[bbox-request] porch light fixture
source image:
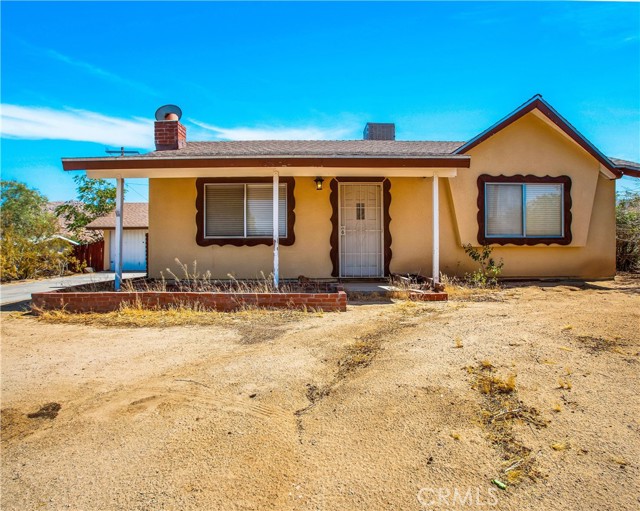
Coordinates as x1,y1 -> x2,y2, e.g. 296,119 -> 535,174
314,177 -> 324,191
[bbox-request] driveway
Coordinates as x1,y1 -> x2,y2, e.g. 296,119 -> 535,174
0,272 -> 146,310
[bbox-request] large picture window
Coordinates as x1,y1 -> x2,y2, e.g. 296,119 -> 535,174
477,175 -> 572,245
196,177 -> 295,247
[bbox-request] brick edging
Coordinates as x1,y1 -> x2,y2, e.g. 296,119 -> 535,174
31,290 -> 348,313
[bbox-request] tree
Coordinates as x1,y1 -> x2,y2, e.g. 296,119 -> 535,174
55,176 -> 117,238
1,180 -> 57,239
1,180 -> 70,281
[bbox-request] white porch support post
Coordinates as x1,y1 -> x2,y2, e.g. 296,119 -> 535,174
432,172 -> 440,284
114,176 -> 124,291
272,170 -> 279,289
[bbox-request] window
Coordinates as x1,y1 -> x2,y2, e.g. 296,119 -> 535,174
477,175 -> 572,245
205,183 -> 286,238
196,177 -> 296,247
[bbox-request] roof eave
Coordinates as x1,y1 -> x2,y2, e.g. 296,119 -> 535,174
453,95 -> 621,177
62,155 -> 471,171
618,167 -> 640,178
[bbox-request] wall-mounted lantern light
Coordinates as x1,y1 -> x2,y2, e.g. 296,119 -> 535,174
314,177 -> 324,191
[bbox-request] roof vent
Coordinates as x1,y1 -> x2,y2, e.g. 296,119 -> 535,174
363,122 -> 395,141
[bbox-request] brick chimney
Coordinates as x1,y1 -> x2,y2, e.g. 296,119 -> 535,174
154,115 -> 186,151
363,122 -> 395,141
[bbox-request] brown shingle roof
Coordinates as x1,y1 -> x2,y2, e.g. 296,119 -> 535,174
143,140 -> 465,158
610,158 -> 640,171
85,202 -> 148,230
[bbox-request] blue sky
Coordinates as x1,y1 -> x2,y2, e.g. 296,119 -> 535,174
1,1 -> 639,201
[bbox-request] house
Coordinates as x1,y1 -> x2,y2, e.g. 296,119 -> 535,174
62,95 -> 639,288
85,203 -> 148,272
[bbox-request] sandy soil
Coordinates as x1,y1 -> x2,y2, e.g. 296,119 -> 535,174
1,277 -> 639,511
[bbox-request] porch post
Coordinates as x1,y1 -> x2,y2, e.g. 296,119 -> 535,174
432,172 -> 440,284
114,176 -> 124,291
273,170 -> 279,288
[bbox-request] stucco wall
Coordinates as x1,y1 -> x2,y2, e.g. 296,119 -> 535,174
446,112 -> 615,278
148,112 -> 616,280
149,177 -> 334,279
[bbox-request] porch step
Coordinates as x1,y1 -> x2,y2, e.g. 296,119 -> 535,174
340,282 -> 448,302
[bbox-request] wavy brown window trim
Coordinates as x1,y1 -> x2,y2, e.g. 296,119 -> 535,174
196,177 -> 296,247
477,174 -> 572,246
329,177 -> 392,278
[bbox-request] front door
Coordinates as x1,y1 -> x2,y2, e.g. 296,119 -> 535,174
339,183 -> 384,278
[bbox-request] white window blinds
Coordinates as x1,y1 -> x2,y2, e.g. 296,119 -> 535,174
525,184 -> 562,236
485,182 -> 564,238
205,184 -> 244,237
205,183 -> 287,238
486,184 -> 523,236
246,184 -> 286,237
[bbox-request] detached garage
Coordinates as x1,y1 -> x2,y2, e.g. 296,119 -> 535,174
86,203 -> 148,272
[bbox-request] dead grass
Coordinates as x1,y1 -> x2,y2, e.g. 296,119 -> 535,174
38,302 -> 315,331
557,378 -> 573,390
440,275 -> 504,302
551,441 -> 570,451
575,335 -> 626,355
611,456 -> 628,467
470,362 -> 547,486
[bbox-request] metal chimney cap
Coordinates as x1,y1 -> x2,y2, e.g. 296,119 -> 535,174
155,104 -> 183,121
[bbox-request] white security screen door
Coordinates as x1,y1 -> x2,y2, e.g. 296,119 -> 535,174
339,183 -> 384,277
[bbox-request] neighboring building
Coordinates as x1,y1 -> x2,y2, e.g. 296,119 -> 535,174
63,95 -> 639,282
85,203 -> 148,271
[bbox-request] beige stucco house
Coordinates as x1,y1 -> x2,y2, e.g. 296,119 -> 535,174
63,95 -> 639,287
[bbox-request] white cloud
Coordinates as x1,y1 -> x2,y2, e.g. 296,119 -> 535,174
33,42 -> 159,97
1,104 -> 360,148
189,119 -> 354,141
0,104 -> 153,148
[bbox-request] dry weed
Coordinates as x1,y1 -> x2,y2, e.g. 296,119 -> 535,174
38,302 -> 313,339
440,275 -> 504,302
472,362 -> 546,486
551,441 -> 570,451
557,378 -> 572,390
611,456 -> 628,467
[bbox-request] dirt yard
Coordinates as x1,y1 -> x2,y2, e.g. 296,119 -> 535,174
1,276 -> 639,511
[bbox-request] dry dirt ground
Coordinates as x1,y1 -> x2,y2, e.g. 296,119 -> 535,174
1,277 -> 639,511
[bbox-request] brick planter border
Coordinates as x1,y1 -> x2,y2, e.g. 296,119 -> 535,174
31,290 -> 348,313
406,290 -> 448,301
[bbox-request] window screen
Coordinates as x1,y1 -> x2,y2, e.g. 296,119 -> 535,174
246,184 -> 286,237
525,184 -> 562,236
485,182 -> 563,238
486,184 -> 523,236
205,183 -> 286,238
205,184 -> 244,237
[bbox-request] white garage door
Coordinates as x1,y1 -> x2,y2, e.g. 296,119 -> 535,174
110,229 -> 147,271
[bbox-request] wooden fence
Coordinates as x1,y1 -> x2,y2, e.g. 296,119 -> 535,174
72,240 -> 104,272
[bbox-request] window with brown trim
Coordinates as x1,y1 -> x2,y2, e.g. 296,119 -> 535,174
477,175 -> 572,246
195,177 -> 296,247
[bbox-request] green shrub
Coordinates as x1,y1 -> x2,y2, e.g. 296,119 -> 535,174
463,243 -> 504,287
616,190 -> 640,272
